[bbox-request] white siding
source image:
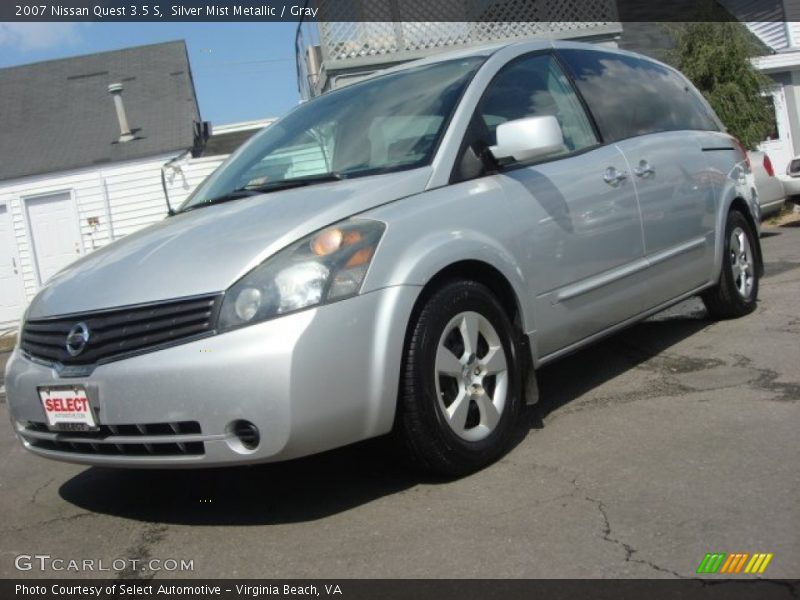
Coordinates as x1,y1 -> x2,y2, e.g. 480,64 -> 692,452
0,153 -> 226,330
784,1 -> 800,47
720,0 -> 790,50
747,22 -> 790,51
787,23 -> 800,49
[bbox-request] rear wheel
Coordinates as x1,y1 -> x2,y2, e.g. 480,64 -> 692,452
702,209 -> 759,319
396,280 -> 522,476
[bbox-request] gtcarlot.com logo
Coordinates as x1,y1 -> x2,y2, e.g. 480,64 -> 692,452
696,552 -> 773,575
14,554 -> 194,573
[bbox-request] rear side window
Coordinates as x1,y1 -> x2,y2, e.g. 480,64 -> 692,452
557,49 -> 719,142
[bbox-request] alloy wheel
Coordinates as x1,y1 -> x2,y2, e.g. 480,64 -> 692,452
434,311 -> 509,442
730,226 -> 754,299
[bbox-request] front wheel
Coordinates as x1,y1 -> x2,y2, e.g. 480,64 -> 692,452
702,209 -> 759,319
395,280 -> 523,476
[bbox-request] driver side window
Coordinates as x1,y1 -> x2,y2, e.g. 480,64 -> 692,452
454,53 -> 598,182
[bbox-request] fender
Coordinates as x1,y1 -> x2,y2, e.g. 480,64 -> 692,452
365,228 -> 534,335
363,226 -> 541,407
711,164 -> 764,285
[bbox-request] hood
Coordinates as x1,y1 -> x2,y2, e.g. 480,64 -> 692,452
28,168 -> 431,318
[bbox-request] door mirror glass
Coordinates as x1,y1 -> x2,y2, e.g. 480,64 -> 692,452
489,116 -> 565,163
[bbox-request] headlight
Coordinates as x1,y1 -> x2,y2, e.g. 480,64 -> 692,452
218,219 -> 385,330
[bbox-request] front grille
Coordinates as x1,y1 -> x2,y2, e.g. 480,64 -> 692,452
20,294 -> 221,366
20,421 -> 205,456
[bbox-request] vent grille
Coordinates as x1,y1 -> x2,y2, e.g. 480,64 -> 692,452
25,421 -> 201,436
20,295 -> 220,366
28,439 -> 205,456
21,421 -> 205,457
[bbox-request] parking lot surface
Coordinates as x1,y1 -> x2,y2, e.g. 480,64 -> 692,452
0,225 -> 797,580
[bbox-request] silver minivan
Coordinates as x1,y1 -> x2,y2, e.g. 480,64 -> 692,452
6,41 -> 762,475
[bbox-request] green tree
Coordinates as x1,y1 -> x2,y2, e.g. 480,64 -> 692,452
671,21 -> 775,149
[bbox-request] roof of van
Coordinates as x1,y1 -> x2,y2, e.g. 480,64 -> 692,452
359,39 -> 662,81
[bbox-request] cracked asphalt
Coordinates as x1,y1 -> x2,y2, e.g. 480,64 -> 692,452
0,225 -> 797,581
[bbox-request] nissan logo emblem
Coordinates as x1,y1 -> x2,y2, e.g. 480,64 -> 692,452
65,322 -> 90,357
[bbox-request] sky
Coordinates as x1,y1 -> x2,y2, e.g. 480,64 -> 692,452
0,22 -> 301,125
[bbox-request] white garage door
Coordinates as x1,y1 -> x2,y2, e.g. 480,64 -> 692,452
25,192 -> 83,285
0,203 -> 25,324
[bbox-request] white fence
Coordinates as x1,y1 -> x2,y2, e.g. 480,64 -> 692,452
296,0 -> 622,97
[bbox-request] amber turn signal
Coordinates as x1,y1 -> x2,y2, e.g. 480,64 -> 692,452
346,246 -> 374,267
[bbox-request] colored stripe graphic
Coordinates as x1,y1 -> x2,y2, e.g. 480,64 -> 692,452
697,553 -> 726,574
719,553 -> 750,574
719,554 -> 736,574
733,553 -> 750,574
744,553 -> 774,574
698,552 -> 773,575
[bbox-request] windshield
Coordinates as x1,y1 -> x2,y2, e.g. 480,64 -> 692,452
180,56 -> 485,211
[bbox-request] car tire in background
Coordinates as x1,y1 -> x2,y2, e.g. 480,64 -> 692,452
395,280 -> 523,477
702,209 -> 760,319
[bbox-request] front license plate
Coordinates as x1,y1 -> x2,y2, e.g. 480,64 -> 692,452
38,386 -> 98,431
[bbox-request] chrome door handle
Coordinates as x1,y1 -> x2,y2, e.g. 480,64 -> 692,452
633,160 -> 655,178
603,167 -> 628,186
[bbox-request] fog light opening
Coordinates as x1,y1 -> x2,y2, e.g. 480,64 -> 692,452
227,420 -> 260,452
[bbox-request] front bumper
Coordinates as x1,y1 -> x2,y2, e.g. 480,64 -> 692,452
5,286 -> 418,467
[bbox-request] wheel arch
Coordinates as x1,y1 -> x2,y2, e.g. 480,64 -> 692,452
399,259 -> 539,409
410,260 -> 524,331
726,196 -> 765,278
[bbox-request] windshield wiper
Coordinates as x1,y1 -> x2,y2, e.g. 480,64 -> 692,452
177,189 -> 260,214
241,172 -> 343,192
177,173 -> 344,214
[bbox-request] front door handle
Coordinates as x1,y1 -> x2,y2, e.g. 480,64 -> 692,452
603,166 -> 628,186
633,159 -> 655,178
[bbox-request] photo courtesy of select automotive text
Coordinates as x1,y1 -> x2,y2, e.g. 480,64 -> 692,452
0,0 -> 797,598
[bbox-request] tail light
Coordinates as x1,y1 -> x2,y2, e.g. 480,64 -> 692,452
763,154 -> 775,177
732,137 -> 751,170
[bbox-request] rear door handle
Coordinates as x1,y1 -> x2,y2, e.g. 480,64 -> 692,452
603,167 -> 628,186
633,160 -> 655,178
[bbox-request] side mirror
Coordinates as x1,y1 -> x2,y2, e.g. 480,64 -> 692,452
489,116 -> 564,163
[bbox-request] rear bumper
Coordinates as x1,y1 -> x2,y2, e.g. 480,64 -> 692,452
780,176 -> 800,198
756,176 -> 786,215
4,286 -> 418,467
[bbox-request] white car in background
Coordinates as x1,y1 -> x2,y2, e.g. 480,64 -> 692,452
783,156 -> 800,205
748,151 -> 786,218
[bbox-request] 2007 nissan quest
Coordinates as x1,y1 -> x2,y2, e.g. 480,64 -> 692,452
6,41 -> 763,475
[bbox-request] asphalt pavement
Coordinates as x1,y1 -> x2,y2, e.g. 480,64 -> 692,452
0,224 -> 797,580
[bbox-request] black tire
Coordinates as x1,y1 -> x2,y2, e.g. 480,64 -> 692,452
702,209 -> 759,319
395,280 -> 523,477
